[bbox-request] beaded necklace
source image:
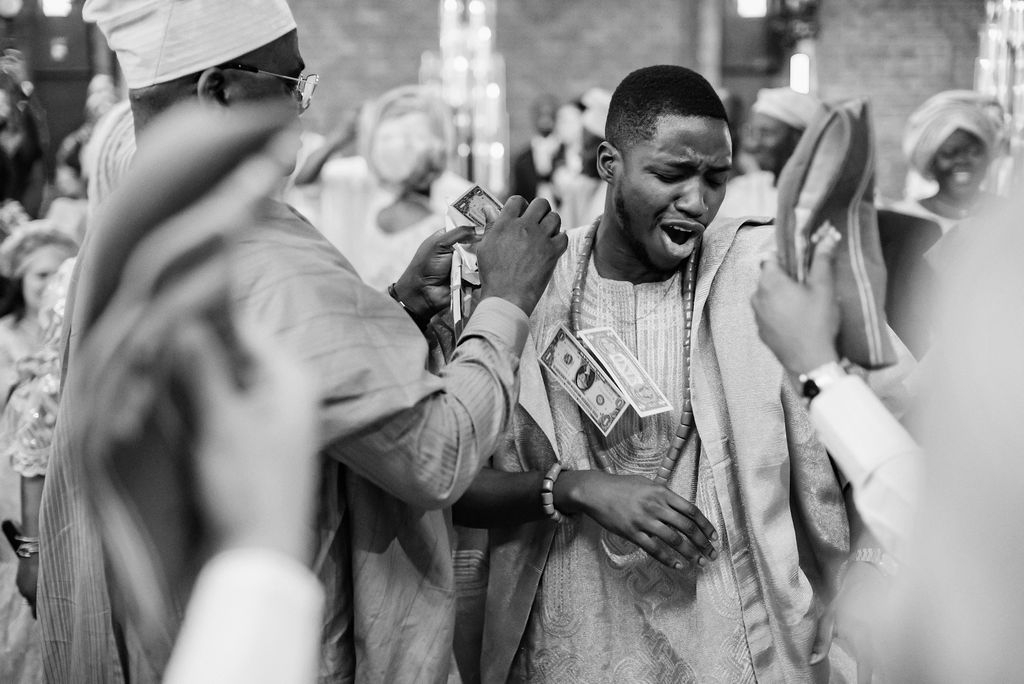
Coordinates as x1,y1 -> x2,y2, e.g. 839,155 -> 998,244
569,221 -> 700,489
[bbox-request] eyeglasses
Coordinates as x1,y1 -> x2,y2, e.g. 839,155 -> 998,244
220,63 -> 319,112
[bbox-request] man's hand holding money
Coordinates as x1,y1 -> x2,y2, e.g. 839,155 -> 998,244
476,196 -> 567,317
393,224 -> 478,323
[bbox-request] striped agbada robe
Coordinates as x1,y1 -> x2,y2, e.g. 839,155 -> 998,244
37,200 -> 528,683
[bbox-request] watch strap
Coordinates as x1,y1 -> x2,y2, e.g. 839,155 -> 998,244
798,360 -> 847,401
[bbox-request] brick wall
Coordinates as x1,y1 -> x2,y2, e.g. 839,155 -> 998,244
495,0 -> 698,152
289,0 -> 439,134
289,0 -> 698,159
816,0 -> 986,199
290,0 -> 986,199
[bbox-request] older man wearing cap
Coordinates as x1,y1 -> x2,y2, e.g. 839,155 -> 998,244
36,1 -> 567,683
717,86 -> 822,220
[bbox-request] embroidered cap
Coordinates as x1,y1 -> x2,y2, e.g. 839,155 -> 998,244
83,0 -> 297,89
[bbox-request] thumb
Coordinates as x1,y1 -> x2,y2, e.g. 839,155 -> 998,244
808,224 -> 841,290
437,224 -> 477,249
810,605 -> 836,665
481,204 -> 499,226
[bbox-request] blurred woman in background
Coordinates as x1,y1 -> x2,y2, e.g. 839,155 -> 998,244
318,85 -> 471,290
0,221 -> 77,683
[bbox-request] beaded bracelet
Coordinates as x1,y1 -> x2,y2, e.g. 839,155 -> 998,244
540,462 -> 564,522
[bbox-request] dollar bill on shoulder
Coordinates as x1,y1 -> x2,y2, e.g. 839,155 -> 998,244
540,325 -> 628,436
448,184 -> 503,235
577,327 -> 673,418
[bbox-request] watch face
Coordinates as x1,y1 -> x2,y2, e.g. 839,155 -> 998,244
801,378 -> 820,399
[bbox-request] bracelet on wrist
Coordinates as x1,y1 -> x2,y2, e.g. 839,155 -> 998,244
388,283 -> 432,330
540,462 -> 566,523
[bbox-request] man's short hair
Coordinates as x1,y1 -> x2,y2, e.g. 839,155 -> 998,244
606,65 -> 728,150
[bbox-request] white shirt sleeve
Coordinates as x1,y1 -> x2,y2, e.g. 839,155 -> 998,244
163,548 -> 325,684
810,374 -> 922,558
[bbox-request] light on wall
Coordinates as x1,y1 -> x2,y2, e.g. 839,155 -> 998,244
40,0 -> 72,17
790,52 -> 810,93
737,0 -> 768,18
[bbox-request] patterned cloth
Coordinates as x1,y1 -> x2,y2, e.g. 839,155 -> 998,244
0,311 -> 45,684
510,264 -> 753,683
1,258 -> 74,477
481,221 -> 852,684
37,200 -> 528,683
0,437 -> 42,683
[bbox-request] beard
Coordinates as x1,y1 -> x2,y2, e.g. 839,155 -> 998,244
612,185 -> 676,278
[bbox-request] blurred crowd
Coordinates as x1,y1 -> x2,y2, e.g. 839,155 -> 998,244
0,1 -> 1020,684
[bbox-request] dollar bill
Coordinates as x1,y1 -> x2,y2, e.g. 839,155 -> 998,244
449,184 -> 502,234
540,325 -> 628,436
577,327 -> 673,418
446,185 -> 500,330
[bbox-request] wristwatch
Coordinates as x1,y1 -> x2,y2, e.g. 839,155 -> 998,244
798,360 -> 846,401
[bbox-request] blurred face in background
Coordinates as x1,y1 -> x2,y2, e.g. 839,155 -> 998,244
532,96 -> 558,137
744,111 -> 802,178
930,128 -> 991,203
22,245 -> 67,314
370,110 -> 444,192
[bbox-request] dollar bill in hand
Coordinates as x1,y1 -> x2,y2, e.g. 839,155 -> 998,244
540,325 -> 628,436
449,184 -> 502,234
577,327 -> 673,418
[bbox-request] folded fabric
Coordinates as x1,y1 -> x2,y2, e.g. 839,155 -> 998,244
775,98 -> 895,369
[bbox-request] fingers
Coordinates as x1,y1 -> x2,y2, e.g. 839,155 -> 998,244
810,607 -> 836,665
646,520 -> 713,567
436,224 -> 477,248
500,195 -> 529,219
521,197 -> 554,224
540,208 -> 562,236
808,224 -> 841,289
487,195 -> 561,236
653,507 -> 717,559
480,204 -> 500,226
551,231 -> 569,256
665,493 -> 719,546
630,531 -> 688,570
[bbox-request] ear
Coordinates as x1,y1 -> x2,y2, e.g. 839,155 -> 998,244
196,67 -> 228,108
596,141 -> 619,183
